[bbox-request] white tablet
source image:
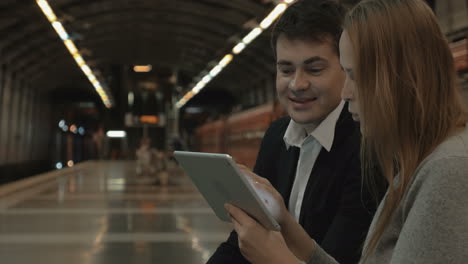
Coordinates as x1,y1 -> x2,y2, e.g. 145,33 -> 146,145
173,151 -> 281,231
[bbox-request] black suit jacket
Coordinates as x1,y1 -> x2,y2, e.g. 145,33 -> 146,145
207,106 -> 376,264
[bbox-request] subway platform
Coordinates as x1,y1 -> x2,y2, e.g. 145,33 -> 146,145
0,161 -> 231,264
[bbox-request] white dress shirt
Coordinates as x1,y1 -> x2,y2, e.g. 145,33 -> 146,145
283,100 -> 345,221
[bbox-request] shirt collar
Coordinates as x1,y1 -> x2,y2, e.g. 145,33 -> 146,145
283,100 -> 345,152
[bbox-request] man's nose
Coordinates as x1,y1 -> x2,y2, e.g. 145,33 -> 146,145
289,70 -> 310,91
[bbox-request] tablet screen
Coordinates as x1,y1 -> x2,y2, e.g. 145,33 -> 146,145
174,151 -> 281,231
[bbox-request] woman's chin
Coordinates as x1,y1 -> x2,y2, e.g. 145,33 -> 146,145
351,113 -> 360,121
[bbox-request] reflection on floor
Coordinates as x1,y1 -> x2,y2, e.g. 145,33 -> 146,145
0,161 -> 232,264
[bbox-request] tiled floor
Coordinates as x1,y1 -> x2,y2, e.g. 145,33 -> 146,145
0,161 -> 232,264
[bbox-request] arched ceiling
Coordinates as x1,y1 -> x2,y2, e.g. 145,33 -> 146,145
0,0 -> 278,96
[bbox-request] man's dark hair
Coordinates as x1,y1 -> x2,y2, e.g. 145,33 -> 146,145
271,0 -> 347,56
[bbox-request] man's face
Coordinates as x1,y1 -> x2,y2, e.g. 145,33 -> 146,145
275,35 -> 345,125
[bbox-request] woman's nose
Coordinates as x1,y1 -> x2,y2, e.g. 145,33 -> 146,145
341,81 -> 354,102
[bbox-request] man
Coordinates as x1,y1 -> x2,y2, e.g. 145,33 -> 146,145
207,1 -> 376,263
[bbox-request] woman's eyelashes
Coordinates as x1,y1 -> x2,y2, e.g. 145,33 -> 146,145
347,70 -> 355,80
342,67 -> 355,80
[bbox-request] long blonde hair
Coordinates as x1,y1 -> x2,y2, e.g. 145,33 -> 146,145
344,0 -> 468,260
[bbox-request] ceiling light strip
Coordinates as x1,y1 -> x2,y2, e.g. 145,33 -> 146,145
176,0 -> 294,108
36,0 -> 114,108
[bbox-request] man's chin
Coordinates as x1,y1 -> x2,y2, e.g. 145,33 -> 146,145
289,114 -> 321,125
284,103 -> 325,125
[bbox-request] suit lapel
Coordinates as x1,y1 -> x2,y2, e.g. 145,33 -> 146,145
278,145 -> 299,206
297,105 -> 354,224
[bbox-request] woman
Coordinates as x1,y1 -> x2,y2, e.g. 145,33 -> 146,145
225,0 -> 468,263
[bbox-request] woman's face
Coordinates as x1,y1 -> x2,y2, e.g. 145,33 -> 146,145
339,30 -> 363,132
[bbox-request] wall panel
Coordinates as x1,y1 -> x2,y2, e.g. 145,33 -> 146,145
0,68 -> 12,165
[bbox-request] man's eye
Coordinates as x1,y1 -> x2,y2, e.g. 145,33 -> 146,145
307,68 -> 323,74
279,68 -> 294,74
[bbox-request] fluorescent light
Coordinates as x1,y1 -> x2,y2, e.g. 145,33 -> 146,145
52,21 -> 69,40
176,2 -> 294,109
81,65 -> 92,75
176,98 -> 187,107
183,92 -> 194,101
37,0 -> 114,108
175,54 -> 232,108
260,3 -> 287,29
192,83 -> 205,93
55,162 -> 63,169
88,76 -> 97,83
232,42 -> 246,54
209,65 -> 223,77
64,39 -> 78,54
242,27 -> 263,44
133,65 -> 152,72
201,75 -> 212,84
193,81 -> 205,90
73,54 -> 85,66
36,0 -> 57,22
93,82 -> 102,90
106,130 -> 126,138
219,54 -> 233,67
